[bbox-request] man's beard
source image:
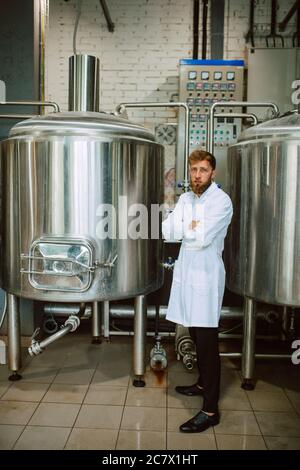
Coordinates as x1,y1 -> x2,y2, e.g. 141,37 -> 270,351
191,179 -> 212,195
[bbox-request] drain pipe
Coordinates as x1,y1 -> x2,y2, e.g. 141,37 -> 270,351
29,303 -> 85,356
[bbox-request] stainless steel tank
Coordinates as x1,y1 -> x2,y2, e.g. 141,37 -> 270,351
0,111 -> 164,302
225,112 -> 300,306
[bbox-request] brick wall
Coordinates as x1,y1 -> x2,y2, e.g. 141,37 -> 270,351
45,0 -> 297,202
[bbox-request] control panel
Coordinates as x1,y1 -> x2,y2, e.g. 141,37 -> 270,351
177,59 -> 244,192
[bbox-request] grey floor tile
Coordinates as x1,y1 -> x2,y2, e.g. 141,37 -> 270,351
0,381 -> 11,398
0,424 -> 24,449
0,401 -> 38,425
126,386 -> 166,407
42,383 -> 88,404
66,428 -> 118,450
167,432 -> 217,450
28,402 -> 80,427
247,390 -> 294,412
117,430 -> 166,450
84,385 -> 127,406
14,426 -> 71,450
1,382 -> 50,402
75,404 -> 123,429
121,406 -> 166,432
215,411 -> 261,435
216,434 -> 267,450
255,411 -> 300,437
265,436 -> 300,450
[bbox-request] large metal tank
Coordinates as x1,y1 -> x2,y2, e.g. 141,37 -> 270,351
225,112 -> 300,306
0,111 -> 164,302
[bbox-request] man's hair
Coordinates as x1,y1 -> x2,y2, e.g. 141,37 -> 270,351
188,150 -> 216,170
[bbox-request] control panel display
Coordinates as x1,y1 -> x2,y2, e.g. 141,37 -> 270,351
179,60 -> 244,151
214,71 -> 222,80
227,71 -> 235,81
188,71 -> 197,80
201,71 -> 210,80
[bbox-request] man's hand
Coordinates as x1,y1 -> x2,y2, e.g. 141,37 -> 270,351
189,220 -> 200,230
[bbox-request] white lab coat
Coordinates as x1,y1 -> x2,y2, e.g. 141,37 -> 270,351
162,182 -> 233,327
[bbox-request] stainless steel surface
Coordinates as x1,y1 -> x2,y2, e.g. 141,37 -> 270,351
133,295 -> 146,377
115,102 -> 190,191
7,294 -> 21,372
0,111 -> 164,302
44,303 -> 92,318
68,55 -> 100,112
109,304 -> 168,319
102,301 -> 110,339
29,316 -> 80,356
207,101 -> 279,154
92,301 -> 101,338
0,100 -> 60,113
225,113 -> 300,306
247,48 -> 300,119
0,115 -> 38,120
242,298 -> 256,380
214,113 -> 258,125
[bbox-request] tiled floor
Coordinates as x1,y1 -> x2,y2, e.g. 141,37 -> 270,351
0,334 -> 300,450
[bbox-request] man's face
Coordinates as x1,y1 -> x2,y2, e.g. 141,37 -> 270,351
189,159 -> 216,194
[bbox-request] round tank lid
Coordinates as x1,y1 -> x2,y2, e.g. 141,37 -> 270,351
9,111 -> 157,142
238,112 -> 300,142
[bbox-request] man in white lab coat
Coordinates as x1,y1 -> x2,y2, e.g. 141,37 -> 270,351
162,150 -> 233,433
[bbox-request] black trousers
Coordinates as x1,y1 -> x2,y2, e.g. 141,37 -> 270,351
189,326 -> 220,414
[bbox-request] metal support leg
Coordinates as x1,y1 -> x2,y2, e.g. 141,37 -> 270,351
133,295 -> 147,387
91,301 -> 101,344
241,297 -> 256,390
101,301 -> 110,341
7,294 -> 22,381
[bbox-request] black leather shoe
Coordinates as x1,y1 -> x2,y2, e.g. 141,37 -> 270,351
175,383 -> 203,396
179,410 -> 220,433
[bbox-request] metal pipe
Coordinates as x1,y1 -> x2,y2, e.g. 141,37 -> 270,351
241,297 -> 256,389
99,0 -> 115,32
102,300 -> 110,339
0,114 -> 37,119
202,0 -> 209,59
193,0 -> 200,59
0,100 -> 60,113
92,301 -> 101,343
29,317 -> 81,356
68,55 -> 100,112
207,101 -> 279,154
214,112 -> 258,125
44,303 -> 91,318
133,295 -> 147,383
115,101 -> 190,191
7,294 -> 21,380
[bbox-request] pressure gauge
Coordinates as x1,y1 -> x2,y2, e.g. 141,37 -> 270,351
188,71 -> 197,80
214,71 -> 222,81
201,71 -> 209,80
227,71 -> 235,81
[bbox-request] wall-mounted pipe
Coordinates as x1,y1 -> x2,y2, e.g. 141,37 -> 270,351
193,0 -> 200,59
115,101 -> 190,191
202,0 -> 209,59
207,101 -> 279,154
0,100 -> 60,115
